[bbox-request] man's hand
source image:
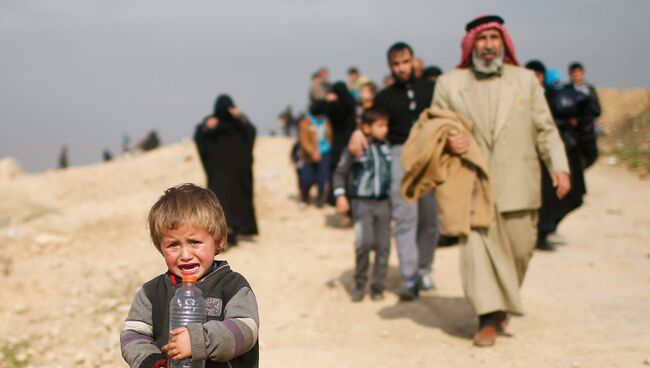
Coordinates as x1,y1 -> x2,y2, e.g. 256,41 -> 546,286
312,151 -> 322,162
335,196 -> 350,214
205,117 -> 219,129
161,327 -> 192,361
348,129 -> 368,157
551,171 -> 571,199
446,129 -> 469,155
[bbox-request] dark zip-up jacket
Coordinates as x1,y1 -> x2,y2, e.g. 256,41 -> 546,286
333,141 -> 392,199
120,261 -> 259,368
373,77 -> 435,145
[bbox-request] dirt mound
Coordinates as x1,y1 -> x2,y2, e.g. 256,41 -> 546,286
597,88 -> 650,175
604,106 -> 650,147
601,106 -> 650,174
0,157 -> 24,180
597,88 -> 650,134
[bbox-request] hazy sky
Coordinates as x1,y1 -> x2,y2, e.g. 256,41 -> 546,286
2,0 -> 649,171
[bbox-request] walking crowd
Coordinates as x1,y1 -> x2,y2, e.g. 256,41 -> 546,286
286,14 -> 601,347
120,14 -> 604,368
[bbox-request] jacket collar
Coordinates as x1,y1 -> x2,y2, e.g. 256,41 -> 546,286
167,260 -> 229,285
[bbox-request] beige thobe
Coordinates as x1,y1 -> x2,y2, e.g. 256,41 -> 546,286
460,75 -> 538,316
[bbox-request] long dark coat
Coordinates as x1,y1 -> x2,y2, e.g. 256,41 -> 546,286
326,82 -> 357,169
572,84 -> 601,168
538,86 -> 588,234
194,95 -> 258,235
325,81 -> 357,204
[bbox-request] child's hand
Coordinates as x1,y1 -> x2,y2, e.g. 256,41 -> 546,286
335,196 -> 350,214
161,327 -> 192,361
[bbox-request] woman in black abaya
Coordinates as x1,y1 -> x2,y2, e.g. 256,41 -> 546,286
194,95 -> 258,244
325,81 -> 357,204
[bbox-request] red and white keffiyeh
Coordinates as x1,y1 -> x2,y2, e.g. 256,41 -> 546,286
457,15 -> 520,69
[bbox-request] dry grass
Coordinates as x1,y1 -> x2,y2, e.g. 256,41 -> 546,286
0,341 -> 30,368
601,106 -> 650,175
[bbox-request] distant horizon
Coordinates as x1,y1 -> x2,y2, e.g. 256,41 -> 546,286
2,1 -> 649,172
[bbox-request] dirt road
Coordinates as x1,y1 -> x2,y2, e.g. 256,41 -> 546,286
0,137 -> 648,367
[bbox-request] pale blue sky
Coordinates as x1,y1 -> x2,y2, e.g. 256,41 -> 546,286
1,0 -> 648,171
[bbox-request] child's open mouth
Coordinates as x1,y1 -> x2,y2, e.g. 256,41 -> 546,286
178,263 -> 200,274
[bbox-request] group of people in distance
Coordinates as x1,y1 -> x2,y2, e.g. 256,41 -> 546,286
296,13 -> 600,348
524,60 -> 601,251
119,13 -> 603,368
57,130 -> 162,170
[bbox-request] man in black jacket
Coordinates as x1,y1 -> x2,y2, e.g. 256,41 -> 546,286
568,62 -> 601,168
349,42 -> 438,300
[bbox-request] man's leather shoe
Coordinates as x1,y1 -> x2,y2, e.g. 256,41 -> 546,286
493,311 -> 508,333
473,324 -> 498,347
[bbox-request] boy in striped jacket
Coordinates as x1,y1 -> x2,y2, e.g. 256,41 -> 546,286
333,109 -> 392,302
120,183 -> 259,368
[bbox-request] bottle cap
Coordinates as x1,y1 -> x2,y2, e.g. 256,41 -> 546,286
182,275 -> 198,283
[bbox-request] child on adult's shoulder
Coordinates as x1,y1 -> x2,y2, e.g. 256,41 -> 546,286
333,109 -> 392,302
120,183 -> 259,368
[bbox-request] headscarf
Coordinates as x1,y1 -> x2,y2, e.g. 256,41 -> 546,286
213,94 -> 236,121
545,68 -> 562,87
330,81 -> 356,108
457,15 -> 519,69
309,100 -> 328,116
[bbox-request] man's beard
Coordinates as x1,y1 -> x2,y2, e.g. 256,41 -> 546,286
472,48 -> 504,75
392,66 -> 414,83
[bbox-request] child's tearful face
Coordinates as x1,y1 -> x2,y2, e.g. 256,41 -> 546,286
160,223 -> 219,279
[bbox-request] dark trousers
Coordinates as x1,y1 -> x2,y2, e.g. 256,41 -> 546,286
352,199 -> 391,292
299,152 -> 331,201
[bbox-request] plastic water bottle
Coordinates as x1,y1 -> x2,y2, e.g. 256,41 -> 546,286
169,275 -> 207,368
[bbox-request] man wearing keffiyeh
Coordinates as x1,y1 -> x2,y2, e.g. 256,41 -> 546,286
432,15 -> 571,347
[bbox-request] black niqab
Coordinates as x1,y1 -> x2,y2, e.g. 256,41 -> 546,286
214,94 -> 236,121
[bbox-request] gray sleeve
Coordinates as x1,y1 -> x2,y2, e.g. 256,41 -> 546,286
187,286 -> 259,362
120,288 -> 163,368
333,148 -> 353,194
